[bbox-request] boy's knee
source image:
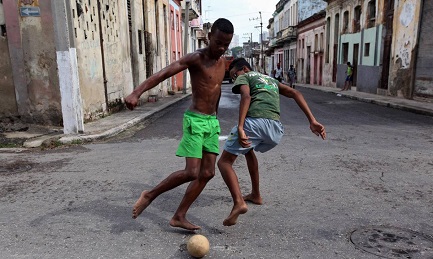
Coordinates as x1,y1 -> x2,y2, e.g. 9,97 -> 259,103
185,167 -> 200,181
200,169 -> 215,181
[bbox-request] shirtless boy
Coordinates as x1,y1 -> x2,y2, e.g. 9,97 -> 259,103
217,58 -> 326,226
125,18 -> 234,231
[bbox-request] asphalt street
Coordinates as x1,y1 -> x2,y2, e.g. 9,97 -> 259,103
1,85 -> 432,258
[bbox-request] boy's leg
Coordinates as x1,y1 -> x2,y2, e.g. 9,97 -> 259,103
217,150 -> 248,226
132,157 -> 201,219
170,153 -> 217,230
243,150 -> 263,205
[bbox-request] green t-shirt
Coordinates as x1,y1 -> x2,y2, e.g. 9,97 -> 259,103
232,71 -> 280,121
347,65 -> 353,76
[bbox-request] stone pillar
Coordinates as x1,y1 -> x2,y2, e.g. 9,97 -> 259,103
51,0 -> 84,134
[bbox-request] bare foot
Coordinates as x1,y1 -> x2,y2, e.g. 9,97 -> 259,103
243,193 -> 263,205
132,191 -> 152,219
169,217 -> 201,231
223,203 -> 248,226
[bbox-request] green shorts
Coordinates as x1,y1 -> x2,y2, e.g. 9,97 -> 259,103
176,110 -> 220,158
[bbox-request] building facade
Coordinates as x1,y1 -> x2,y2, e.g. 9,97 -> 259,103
297,11 -> 326,85
0,0 -> 205,133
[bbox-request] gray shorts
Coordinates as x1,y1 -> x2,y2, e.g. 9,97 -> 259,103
223,117 -> 284,156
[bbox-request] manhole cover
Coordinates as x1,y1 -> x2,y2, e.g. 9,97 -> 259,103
350,226 -> 433,258
0,163 -> 32,174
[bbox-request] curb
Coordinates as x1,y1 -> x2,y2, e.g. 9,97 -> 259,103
59,93 -> 191,144
298,84 -> 433,117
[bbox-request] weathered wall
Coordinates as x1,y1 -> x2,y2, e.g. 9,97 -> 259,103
4,0 -> 62,125
145,0 -> 170,97
0,3 -> 18,118
388,0 -> 421,98
71,0 -> 133,122
297,16 -> 325,85
298,0 -> 327,22
323,0 -> 343,87
414,0 -> 433,97
356,65 -> 381,93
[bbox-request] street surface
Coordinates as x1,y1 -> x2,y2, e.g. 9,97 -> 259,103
1,85 -> 433,258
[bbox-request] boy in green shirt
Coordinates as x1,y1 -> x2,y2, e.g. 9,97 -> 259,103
217,58 -> 326,226
342,62 -> 353,91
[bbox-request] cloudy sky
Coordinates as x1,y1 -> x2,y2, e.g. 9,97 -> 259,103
201,0 -> 279,43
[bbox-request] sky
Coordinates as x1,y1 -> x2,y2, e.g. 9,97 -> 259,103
201,0 -> 279,44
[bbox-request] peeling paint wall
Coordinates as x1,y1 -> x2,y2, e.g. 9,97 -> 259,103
298,0 -> 327,22
388,0 -> 421,98
72,0 -> 133,122
297,15 -> 326,85
3,0 -> 61,125
414,0 -> 433,97
0,3 -> 18,119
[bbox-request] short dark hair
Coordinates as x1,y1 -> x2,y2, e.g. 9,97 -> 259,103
211,18 -> 234,34
229,58 -> 252,71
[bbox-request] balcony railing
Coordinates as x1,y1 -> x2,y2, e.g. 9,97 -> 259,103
182,0 -> 201,21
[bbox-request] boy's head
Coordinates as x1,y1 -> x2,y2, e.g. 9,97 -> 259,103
211,18 -> 234,34
208,18 -> 234,59
229,58 -> 252,80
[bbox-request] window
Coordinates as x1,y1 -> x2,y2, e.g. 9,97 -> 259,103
342,43 -> 349,63
326,17 -> 331,63
138,30 -> 143,54
155,0 -> 160,54
315,34 -> 318,51
343,11 -> 349,33
334,14 -> 339,43
367,0 -> 376,28
353,6 -> 361,32
364,43 -> 370,56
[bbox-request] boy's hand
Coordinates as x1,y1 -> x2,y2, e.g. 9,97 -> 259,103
310,121 -> 326,140
238,128 -> 251,148
125,93 -> 139,110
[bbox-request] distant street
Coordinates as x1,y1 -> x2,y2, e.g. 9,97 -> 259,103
1,84 -> 432,258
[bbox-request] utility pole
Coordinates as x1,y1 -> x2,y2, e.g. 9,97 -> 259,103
250,12 -> 264,72
259,11 -> 264,72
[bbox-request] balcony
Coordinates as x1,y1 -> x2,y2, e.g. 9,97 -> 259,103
182,0 -> 201,21
276,26 -> 297,44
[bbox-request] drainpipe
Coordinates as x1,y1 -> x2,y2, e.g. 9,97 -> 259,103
97,0 -> 109,109
410,0 -> 424,99
182,1 -> 190,94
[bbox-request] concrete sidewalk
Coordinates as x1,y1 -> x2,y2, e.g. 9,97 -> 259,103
1,84 -> 432,150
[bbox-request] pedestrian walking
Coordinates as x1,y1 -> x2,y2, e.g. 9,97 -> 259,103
274,63 -> 282,82
288,64 -> 297,88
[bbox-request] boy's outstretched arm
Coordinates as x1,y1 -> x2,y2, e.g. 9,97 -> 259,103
278,83 -> 326,140
125,53 -> 196,110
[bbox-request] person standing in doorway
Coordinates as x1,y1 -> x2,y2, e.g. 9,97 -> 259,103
342,62 -> 353,91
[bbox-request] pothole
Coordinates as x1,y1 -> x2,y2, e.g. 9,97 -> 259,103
0,161 -> 33,174
350,225 -> 433,258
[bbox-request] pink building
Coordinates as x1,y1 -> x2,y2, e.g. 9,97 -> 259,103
169,0 -> 183,91
297,11 -> 326,85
